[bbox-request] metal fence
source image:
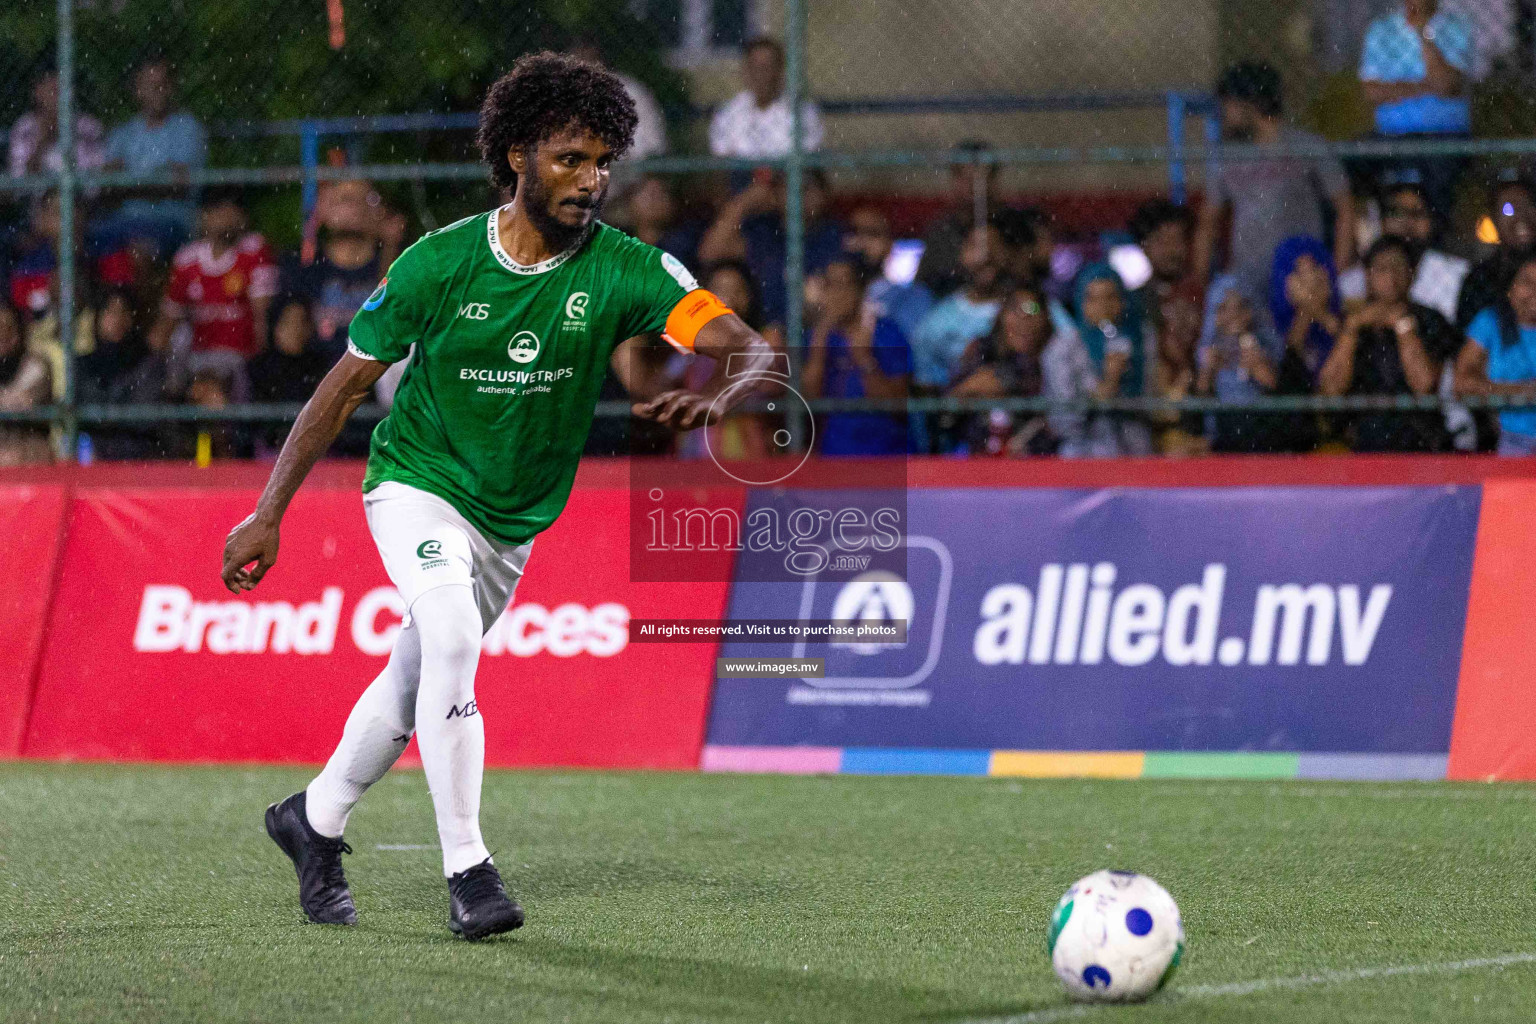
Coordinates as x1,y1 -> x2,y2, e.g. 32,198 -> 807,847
6,0 -> 1536,461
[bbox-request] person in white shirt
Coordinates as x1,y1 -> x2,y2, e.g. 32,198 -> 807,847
8,69 -> 105,178
709,37 -> 823,159
1339,180 -> 1468,320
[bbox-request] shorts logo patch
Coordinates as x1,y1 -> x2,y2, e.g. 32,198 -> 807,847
446,700 -> 479,720
416,539 -> 450,570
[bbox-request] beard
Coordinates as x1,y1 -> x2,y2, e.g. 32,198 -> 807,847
521,161 -> 603,253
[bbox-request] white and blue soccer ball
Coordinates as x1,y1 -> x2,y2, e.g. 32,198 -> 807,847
1048,870 -> 1184,1002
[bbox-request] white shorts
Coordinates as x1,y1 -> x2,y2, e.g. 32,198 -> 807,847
364,481 -> 533,634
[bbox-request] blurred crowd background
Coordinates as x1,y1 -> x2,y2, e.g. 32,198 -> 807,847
7,0 -> 1536,464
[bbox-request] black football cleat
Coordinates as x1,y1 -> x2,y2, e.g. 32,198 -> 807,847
447,858 -> 524,940
264,790 -> 358,926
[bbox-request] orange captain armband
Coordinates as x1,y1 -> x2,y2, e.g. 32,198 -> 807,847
662,289 -> 733,353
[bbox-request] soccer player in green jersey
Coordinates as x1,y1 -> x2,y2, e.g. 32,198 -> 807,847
221,52 -> 772,940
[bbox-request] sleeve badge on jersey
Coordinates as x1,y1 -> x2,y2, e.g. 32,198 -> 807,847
362,277 -> 388,311
661,252 -> 699,292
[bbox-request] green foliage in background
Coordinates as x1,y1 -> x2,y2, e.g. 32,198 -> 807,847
0,0 -> 689,139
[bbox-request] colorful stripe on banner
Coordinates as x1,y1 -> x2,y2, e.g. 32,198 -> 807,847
699,746 -> 1450,781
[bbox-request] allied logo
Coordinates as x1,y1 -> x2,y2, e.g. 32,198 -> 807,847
508,331 -> 540,364
362,278 -> 388,311
831,570 -> 914,655
416,540 -> 442,559
565,292 -> 589,319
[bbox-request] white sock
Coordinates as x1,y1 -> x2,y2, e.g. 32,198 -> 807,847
410,584 -> 492,877
305,622 -> 422,838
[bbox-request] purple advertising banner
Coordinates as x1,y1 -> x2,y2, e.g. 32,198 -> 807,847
707,487 -> 1481,754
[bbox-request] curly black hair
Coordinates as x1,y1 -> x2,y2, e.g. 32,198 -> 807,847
476,52 -> 639,192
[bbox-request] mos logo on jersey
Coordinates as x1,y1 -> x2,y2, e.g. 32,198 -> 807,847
508,331 -> 541,364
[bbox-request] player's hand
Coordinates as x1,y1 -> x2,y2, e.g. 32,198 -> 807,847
221,512 -> 280,594
632,389 -> 716,432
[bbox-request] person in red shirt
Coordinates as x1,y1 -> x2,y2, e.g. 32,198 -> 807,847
152,190 -> 277,359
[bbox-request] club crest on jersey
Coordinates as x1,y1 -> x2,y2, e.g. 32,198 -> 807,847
565,292 -> 589,319
362,278 -> 388,311
508,331 -> 541,364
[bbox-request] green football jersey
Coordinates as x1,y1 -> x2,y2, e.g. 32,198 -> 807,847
347,210 -> 699,545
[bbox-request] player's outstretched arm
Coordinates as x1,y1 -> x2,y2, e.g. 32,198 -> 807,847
220,352 -> 389,593
631,313 -> 774,431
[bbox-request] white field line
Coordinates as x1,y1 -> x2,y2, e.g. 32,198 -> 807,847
374,843 -> 435,851
961,952 -> 1536,1024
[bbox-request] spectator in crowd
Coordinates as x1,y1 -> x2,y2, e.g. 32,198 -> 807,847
1344,178 -> 1476,447
844,205 -> 933,340
1127,200 -> 1197,330
1319,235 -> 1460,451
1358,0 -> 1475,216
1271,236 -> 1342,385
704,259 -> 785,350
1072,262 -> 1154,456
1342,179 -> 1467,320
0,301 -> 52,465
248,297 -> 328,404
708,37 -> 823,160
1195,61 -> 1356,297
1456,252 -> 1536,455
75,287 -> 168,459
947,281 -> 1094,456
152,190 -> 278,371
800,255 -> 911,455
174,363 -> 250,461
671,260 -> 788,461
76,288 -> 148,403
8,192 -> 129,402
99,60 -> 208,260
248,296 -> 330,452
1148,286 -> 1207,457
1196,275 -> 1295,453
10,190 -> 135,321
281,178 -> 404,362
916,140 -> 998,296
617,174 -> 703,273
1456,173 -> 1536,331
8,68 -> 105,178
569,38 -> 668,162
697,168 -> 843,327
993,206 -> 1076,333
909,223 -> 1006,392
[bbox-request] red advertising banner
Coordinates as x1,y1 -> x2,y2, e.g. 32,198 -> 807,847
0,483 -> 67,756
22,473 -> 735,769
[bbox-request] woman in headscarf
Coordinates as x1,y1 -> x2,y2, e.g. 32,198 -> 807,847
1197,274 -> 1315,453
1070,262 -> 1153,456
1269,235 -> 1341,385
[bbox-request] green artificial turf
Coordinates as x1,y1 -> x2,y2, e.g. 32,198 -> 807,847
2,764 -> 1535,1023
